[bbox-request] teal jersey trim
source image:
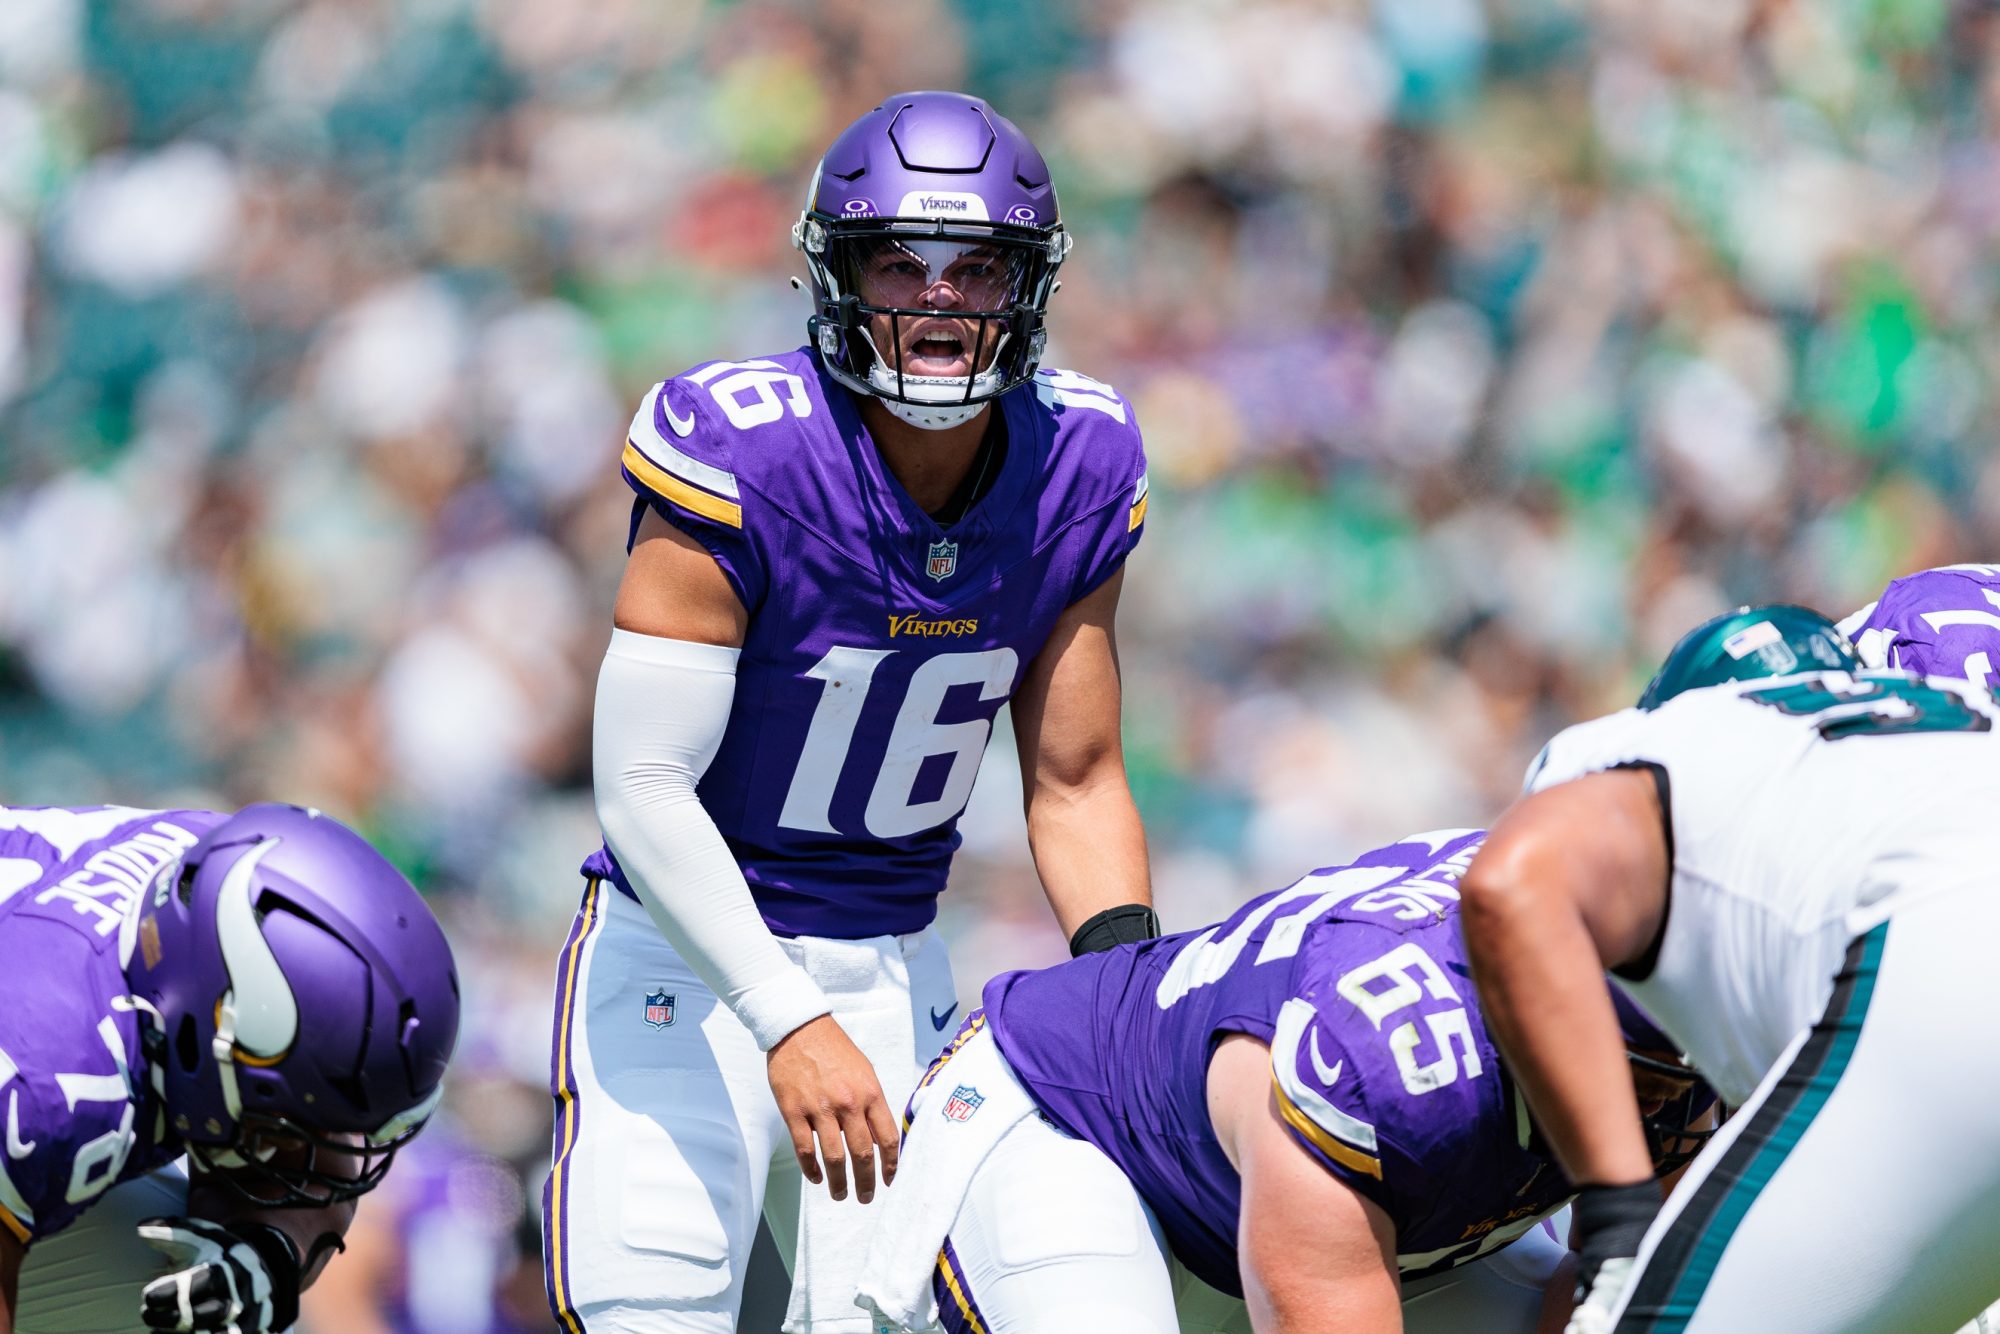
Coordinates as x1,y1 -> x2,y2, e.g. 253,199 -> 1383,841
1624,923 -> 1888,1331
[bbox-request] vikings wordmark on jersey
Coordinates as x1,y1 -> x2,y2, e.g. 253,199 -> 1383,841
581,349 -> 1148,941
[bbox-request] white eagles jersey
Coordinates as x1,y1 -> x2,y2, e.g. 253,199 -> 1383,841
1527,670 -> 2000,1106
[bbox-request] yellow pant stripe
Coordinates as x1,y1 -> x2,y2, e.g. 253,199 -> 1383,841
546,878 -> 603,1333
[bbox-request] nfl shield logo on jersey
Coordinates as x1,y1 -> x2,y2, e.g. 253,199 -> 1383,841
942,1084 -> 985,1122
926,538 -> 959,582
643,990 -> 676,1029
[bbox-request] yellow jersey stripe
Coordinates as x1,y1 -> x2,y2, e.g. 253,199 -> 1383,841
547,878 -> 603,1334
1129,492 -> 1149,531
622,441 -> 744,529
630,383 -> 741,498
935,1245 -> 990,1334
0,1204 -> 28,1244
1274,1077 -> 1382,1179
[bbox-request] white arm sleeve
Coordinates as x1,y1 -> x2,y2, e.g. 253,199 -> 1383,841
593,628 -> 831,1050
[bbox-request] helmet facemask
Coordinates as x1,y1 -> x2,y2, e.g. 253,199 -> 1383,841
193,1085 -> 443,1208
797,214 -> 1069,429
1612,986 -> 1719,1177
1627,1047 -> 1718,1177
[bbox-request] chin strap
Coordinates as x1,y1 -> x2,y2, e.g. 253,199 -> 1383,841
114,994 -> 176,1144
210,1002 -> 246,1124
879,396 -> 989,430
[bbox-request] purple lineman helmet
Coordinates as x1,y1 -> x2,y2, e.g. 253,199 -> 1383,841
124,803 -> 460,1206
792,90 -> 1072,429
1613,987 -> 1718,1176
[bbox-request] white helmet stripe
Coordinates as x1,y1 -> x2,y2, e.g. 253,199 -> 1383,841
214,839 -> 299,1060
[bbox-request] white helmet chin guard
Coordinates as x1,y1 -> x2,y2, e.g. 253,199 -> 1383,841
867,362 -> 1007,430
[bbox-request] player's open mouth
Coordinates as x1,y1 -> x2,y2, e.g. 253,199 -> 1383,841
905,327 -> 974,377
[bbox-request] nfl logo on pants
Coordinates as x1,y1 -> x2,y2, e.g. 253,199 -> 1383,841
643,990 -> 676,1029
942,1084 -> 984,1122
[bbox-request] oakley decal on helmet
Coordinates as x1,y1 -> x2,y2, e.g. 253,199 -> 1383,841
793,90 -> 1071,430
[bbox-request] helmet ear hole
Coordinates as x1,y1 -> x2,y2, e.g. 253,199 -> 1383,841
176,861 -> 199,907
175,1015 -> 201,1072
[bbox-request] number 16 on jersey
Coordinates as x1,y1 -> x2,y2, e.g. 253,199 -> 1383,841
778,646 -> 1019,840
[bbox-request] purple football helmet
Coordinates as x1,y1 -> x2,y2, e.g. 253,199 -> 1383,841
124,803 -> 460,1206
1613,987 -> 1717,1176
792,90 -> 1071,429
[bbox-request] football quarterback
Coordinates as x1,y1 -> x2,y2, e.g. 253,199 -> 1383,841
549,91 -> 1156,1332
0,803 -> 458,1334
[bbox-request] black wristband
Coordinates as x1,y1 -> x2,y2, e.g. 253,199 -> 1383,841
1572,1180 -> 1660,1292
235,1222 -> 305,1330
1068,903 -> 1160,956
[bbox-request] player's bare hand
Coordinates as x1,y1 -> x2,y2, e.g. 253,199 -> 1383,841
767,1015 -> 900,1203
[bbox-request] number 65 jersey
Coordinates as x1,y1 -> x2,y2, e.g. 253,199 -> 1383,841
581,346 -> 1148,939
1527,670 -> 2000,1106
982,831 -> 1581,1297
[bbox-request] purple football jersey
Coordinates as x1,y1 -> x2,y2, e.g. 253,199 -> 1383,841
1842,564 -> 2000,687
983,831 -> 1576,1296
0,805 -> 224,1241
582,348 -> 1149,939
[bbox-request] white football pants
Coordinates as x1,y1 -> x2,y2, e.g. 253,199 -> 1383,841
14,1164 -> 186,1334
1602,889 -> 2000,1333
918,1027 -> 1567,1334
544,879 -> 957,1333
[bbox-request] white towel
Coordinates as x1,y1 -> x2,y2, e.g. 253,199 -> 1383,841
782,932 -> 922,1334
854,1021 -> 1038,1331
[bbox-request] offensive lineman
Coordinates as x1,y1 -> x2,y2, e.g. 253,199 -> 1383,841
856,831 -> 1714,1333
549,92 -> 1155,1332
1462,605 -> 2000,1332
0,803 -> 459,1334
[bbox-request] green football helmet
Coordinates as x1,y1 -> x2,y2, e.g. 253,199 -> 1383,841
1638,604 -> 1860,710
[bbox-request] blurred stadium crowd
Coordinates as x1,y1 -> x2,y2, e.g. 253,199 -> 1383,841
2,0 -> 1995,1326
